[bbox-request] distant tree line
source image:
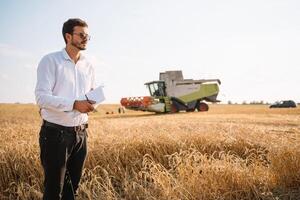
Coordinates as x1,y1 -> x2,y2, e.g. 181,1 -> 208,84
227,100 -> 270,105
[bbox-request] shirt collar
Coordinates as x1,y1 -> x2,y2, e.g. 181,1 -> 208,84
62,48 -> 85,61
62,48 -> 72,61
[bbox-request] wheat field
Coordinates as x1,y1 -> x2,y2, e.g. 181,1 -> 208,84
0,103 -> 299,200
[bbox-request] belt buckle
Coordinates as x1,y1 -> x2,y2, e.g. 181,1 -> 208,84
74,125 -> 81,133
74,124 -> 85,133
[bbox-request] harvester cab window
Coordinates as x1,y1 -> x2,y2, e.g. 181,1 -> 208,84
157,82 -> 166,96
147,82 -> 166,97
148,84 -> 156,96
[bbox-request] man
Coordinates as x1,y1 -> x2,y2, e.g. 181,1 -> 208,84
35,18 -> 95,200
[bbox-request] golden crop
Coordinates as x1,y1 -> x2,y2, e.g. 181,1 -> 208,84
0,104 -> 300,199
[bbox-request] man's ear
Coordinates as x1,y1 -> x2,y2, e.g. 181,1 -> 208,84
65,33 -> 72,44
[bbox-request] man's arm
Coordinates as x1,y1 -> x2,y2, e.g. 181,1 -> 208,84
35,56 -> 76,112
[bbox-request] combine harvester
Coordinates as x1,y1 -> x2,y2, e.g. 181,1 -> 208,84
120,70 -> 221,113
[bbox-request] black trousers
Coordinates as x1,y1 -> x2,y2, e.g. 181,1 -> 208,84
39,124 -> 87,200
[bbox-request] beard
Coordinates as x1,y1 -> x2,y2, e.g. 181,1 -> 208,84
71,40 -> 87,50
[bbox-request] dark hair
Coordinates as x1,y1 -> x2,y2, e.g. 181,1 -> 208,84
62,18 -> 88,44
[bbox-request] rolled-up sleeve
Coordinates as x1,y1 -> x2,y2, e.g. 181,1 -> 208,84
35,56 -> 74,112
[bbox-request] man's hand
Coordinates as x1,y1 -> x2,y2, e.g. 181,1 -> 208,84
73,100 -> 96,113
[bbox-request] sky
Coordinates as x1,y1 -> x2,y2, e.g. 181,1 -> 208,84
0,0 -> 299,104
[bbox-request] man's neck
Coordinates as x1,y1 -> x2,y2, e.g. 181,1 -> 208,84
65,45 -> 80,63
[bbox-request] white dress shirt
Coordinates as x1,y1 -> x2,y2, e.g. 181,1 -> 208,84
35,48 -> 95,126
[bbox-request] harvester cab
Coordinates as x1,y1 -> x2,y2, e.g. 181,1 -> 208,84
120,70 -> 221,113
145,81 -> 166,97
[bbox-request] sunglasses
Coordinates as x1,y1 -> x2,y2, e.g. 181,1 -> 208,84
72,32 -> 91,40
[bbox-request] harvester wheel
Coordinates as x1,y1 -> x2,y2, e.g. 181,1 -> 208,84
198,102 -> 209,112
170,104 -> 179,113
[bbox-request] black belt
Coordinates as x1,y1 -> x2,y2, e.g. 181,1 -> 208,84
42,120 -> 88,132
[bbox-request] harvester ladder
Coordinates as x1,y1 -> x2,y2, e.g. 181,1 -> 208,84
164,97 -> 171,112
